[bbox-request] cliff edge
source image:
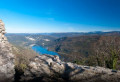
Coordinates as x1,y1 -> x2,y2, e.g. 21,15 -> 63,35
20,55 -> 120,82
0,20 -> 15,82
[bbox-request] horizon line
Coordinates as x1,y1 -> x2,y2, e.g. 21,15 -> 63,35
5,30 -> 120,34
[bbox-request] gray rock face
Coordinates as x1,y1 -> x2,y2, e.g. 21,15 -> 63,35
22,55 -> 120,82
0,20 -> 15,82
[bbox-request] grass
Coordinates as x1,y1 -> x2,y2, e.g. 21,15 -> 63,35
12,44 -> 39,72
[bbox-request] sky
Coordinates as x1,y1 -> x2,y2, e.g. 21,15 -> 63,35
0,0 -> 120,33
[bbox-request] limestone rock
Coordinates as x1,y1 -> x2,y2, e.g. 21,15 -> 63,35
21,55 -> 120,82
0,20 -> 15,82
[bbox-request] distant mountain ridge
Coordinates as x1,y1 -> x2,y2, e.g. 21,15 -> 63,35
6,31 -> 120,53
6,31 -> 120,36
6,31 -> 120,44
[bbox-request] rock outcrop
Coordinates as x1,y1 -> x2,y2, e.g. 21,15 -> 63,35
21,55 -> 120,82
0,20 -> 15,82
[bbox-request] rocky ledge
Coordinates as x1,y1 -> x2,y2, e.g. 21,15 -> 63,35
0,20 -> 15,82
20,55 -> 120,82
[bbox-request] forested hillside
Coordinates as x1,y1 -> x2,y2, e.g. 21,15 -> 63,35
45,34 -> 120,70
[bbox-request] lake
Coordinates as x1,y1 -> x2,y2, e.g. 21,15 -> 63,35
32,46 -> 59,56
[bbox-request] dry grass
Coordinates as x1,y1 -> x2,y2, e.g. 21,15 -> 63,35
12,45 -> 39,71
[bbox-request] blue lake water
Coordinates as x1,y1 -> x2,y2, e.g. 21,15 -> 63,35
32,46 -> 59,56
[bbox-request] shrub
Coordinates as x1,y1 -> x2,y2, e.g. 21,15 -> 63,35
12,45 -> 39,72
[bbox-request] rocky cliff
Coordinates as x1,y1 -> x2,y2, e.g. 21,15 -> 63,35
0,20 -> 15,82
0,20 -> 120,82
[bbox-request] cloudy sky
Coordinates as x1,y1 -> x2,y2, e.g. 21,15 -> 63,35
0,0 -> 120,33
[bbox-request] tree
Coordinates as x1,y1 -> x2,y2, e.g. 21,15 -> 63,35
93,36 -> 120,69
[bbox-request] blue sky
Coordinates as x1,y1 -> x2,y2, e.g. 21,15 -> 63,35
0,0 -> 120,33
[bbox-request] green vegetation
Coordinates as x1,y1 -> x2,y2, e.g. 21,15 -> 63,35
105,49 -> 118,69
